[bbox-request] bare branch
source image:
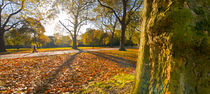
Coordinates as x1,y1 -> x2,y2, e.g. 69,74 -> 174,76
129,0 -> 138,12
65,19 -> 74,25
126,1 -> 143,25
1,0 -> 4,7
79,2 -> 88,11
77,18 -> 87,26
5,20 -> 21,31
2,2 -> 12,9
59,20 -> 73,38
97,0 -> 122,24
76,23 -> 85,36
2,0 -> 25,28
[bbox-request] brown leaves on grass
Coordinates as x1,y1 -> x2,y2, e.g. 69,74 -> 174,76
0,51 -> 136,93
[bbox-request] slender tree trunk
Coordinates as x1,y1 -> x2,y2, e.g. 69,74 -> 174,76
72,14 -> 78,49
72,24 -> 77,49
72,33 -> 77,49
119,0 -> 127,51
110,32 -> 114,47
119,23 -> 126,51
0,31 -> 6,52
134,0 -> 209,94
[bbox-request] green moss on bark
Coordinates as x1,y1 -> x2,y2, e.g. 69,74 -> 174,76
134,0 -> 209,94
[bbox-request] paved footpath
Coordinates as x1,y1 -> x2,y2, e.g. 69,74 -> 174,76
0,48 -> 118,60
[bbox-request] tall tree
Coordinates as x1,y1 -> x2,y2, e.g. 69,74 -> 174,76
134,0 -> 209,94
93,5 -> 119,47
5,28 -> 25,49
21,17 -> 48,48
0,0 -> 25,52
97,0 -> 143,51
57,0 -> 92,49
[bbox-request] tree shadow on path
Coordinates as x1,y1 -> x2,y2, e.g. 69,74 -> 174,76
87,51 -> 136,68
34,50 -> 83,93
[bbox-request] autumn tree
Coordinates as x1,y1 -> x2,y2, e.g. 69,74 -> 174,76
82,28 -> 108,47
55,0 -> 92,49
5,29 -> 25,49
0,0 -> 48,52
126,10 -> 140,46
22,17 -> 50,48
134,0 -> 209,93
97,0 -> 143,51
53,33 -> 71,47
0,0 -> 26,52
93,5 -> 119,47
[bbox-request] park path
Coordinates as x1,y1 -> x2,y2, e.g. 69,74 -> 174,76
0,48 -> 118,60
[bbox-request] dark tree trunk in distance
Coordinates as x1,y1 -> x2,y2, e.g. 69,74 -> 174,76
72,34 -> 77,49
119,23 -> 126,51
0,32 -> 6,52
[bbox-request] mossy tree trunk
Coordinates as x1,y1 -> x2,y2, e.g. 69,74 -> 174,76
134,0 -> 209,94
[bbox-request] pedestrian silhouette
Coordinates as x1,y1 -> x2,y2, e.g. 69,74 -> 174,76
32,45 -> 37,53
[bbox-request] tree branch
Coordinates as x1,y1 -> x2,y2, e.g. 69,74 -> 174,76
65,19 -> 74,25
129,0 -> 138,12
2,2 -> 12,9
126,1 -> 142,25
97,0 -> 122,24
5,20 -> 21,31
0,0 -> 4,7
2,0 -> 25,28
59,20 -> 73,38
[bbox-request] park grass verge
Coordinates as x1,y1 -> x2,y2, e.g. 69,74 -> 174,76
0,47 -> 108,55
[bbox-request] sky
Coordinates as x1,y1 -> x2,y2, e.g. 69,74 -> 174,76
43,9 -> 95,36
1,0 -> 95,37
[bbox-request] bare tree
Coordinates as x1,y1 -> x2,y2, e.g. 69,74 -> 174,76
57,0 -> 92,49
0,0 -> 25,52
97,0 -> 143,51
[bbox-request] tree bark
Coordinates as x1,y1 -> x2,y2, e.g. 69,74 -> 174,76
72,33 -> 77,49
119,23 -> 126,51
110,32 -> 114,47
134,0 -> 209,94
0,31 -> 6,52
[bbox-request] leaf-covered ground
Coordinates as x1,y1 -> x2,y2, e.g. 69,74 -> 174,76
0,49 -> 138,93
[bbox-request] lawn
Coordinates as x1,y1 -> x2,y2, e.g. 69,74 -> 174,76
0,47 -> 108,55
0,49 -> 138,94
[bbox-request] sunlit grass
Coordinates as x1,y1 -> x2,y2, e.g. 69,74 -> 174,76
0,47 -> 108,54
96,49 -> 139,63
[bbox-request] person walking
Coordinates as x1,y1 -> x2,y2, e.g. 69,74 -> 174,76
32,45 -> 37,53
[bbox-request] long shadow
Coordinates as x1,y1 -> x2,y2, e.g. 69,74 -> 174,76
34,50 -> 83,93
104,52 -> 137,59
87,51 -> 136,68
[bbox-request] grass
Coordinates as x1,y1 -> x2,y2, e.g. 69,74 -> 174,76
95,49 -> 139,66
0,47 -> 107,55
82,73 -> 135,94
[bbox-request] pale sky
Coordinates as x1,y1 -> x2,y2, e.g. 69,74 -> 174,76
43,10 -> 94,36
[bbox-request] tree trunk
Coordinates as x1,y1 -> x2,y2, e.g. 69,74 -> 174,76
72,34 -> 77,49
110,32 -> 114,47
134,0 -> 209,94
0,32 -> 6,52
119,23 -> 126,51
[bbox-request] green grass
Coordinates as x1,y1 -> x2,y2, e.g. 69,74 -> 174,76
81,73 -> 135,94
